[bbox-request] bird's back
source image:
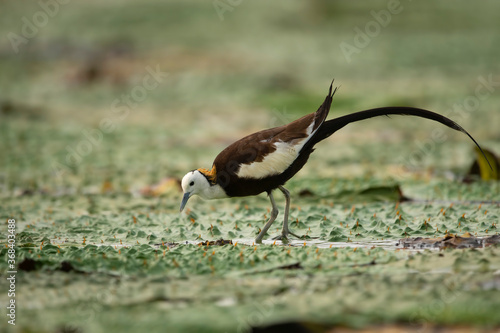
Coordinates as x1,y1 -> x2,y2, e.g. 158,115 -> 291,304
210,84 -> 335,196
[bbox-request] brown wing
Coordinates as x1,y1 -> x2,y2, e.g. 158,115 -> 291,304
214,82 -> 335,173
213,112 -> 315,169
202,82 -> 335,188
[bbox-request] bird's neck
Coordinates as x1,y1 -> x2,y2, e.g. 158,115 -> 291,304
199,184 -> 227,200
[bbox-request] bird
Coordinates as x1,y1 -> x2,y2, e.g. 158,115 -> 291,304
180,81 -> 490,244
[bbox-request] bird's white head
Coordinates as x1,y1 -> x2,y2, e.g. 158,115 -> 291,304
180,170 -> 210,212
180,168 -> 227,212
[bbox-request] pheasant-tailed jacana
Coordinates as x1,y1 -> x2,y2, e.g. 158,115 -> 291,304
180,82 -> 489,243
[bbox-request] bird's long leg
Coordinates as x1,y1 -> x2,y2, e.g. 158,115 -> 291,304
273,186 -> 302,241
255,191 -> 279,244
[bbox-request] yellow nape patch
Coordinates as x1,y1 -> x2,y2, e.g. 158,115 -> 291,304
198,166 -> 217,183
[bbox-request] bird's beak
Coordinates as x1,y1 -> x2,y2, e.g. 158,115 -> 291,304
179,192 -> 191,212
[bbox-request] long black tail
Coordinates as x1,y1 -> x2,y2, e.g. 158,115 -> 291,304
313,106 -> 492,169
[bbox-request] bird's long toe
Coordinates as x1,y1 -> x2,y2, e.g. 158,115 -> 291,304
272,234 -> 290,243
272,230 -> 303,242
287,231 -> 303,239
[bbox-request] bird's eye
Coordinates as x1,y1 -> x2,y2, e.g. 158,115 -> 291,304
189,181 -> 194,186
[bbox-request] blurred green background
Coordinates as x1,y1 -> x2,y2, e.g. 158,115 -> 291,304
1,1 -> 500,332
1,0 -> 500,191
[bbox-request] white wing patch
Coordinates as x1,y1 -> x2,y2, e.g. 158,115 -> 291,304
237,122 -> 316,179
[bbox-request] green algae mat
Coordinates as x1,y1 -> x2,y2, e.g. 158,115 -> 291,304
2,1 -> 500,332
1,171 -> 500,332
